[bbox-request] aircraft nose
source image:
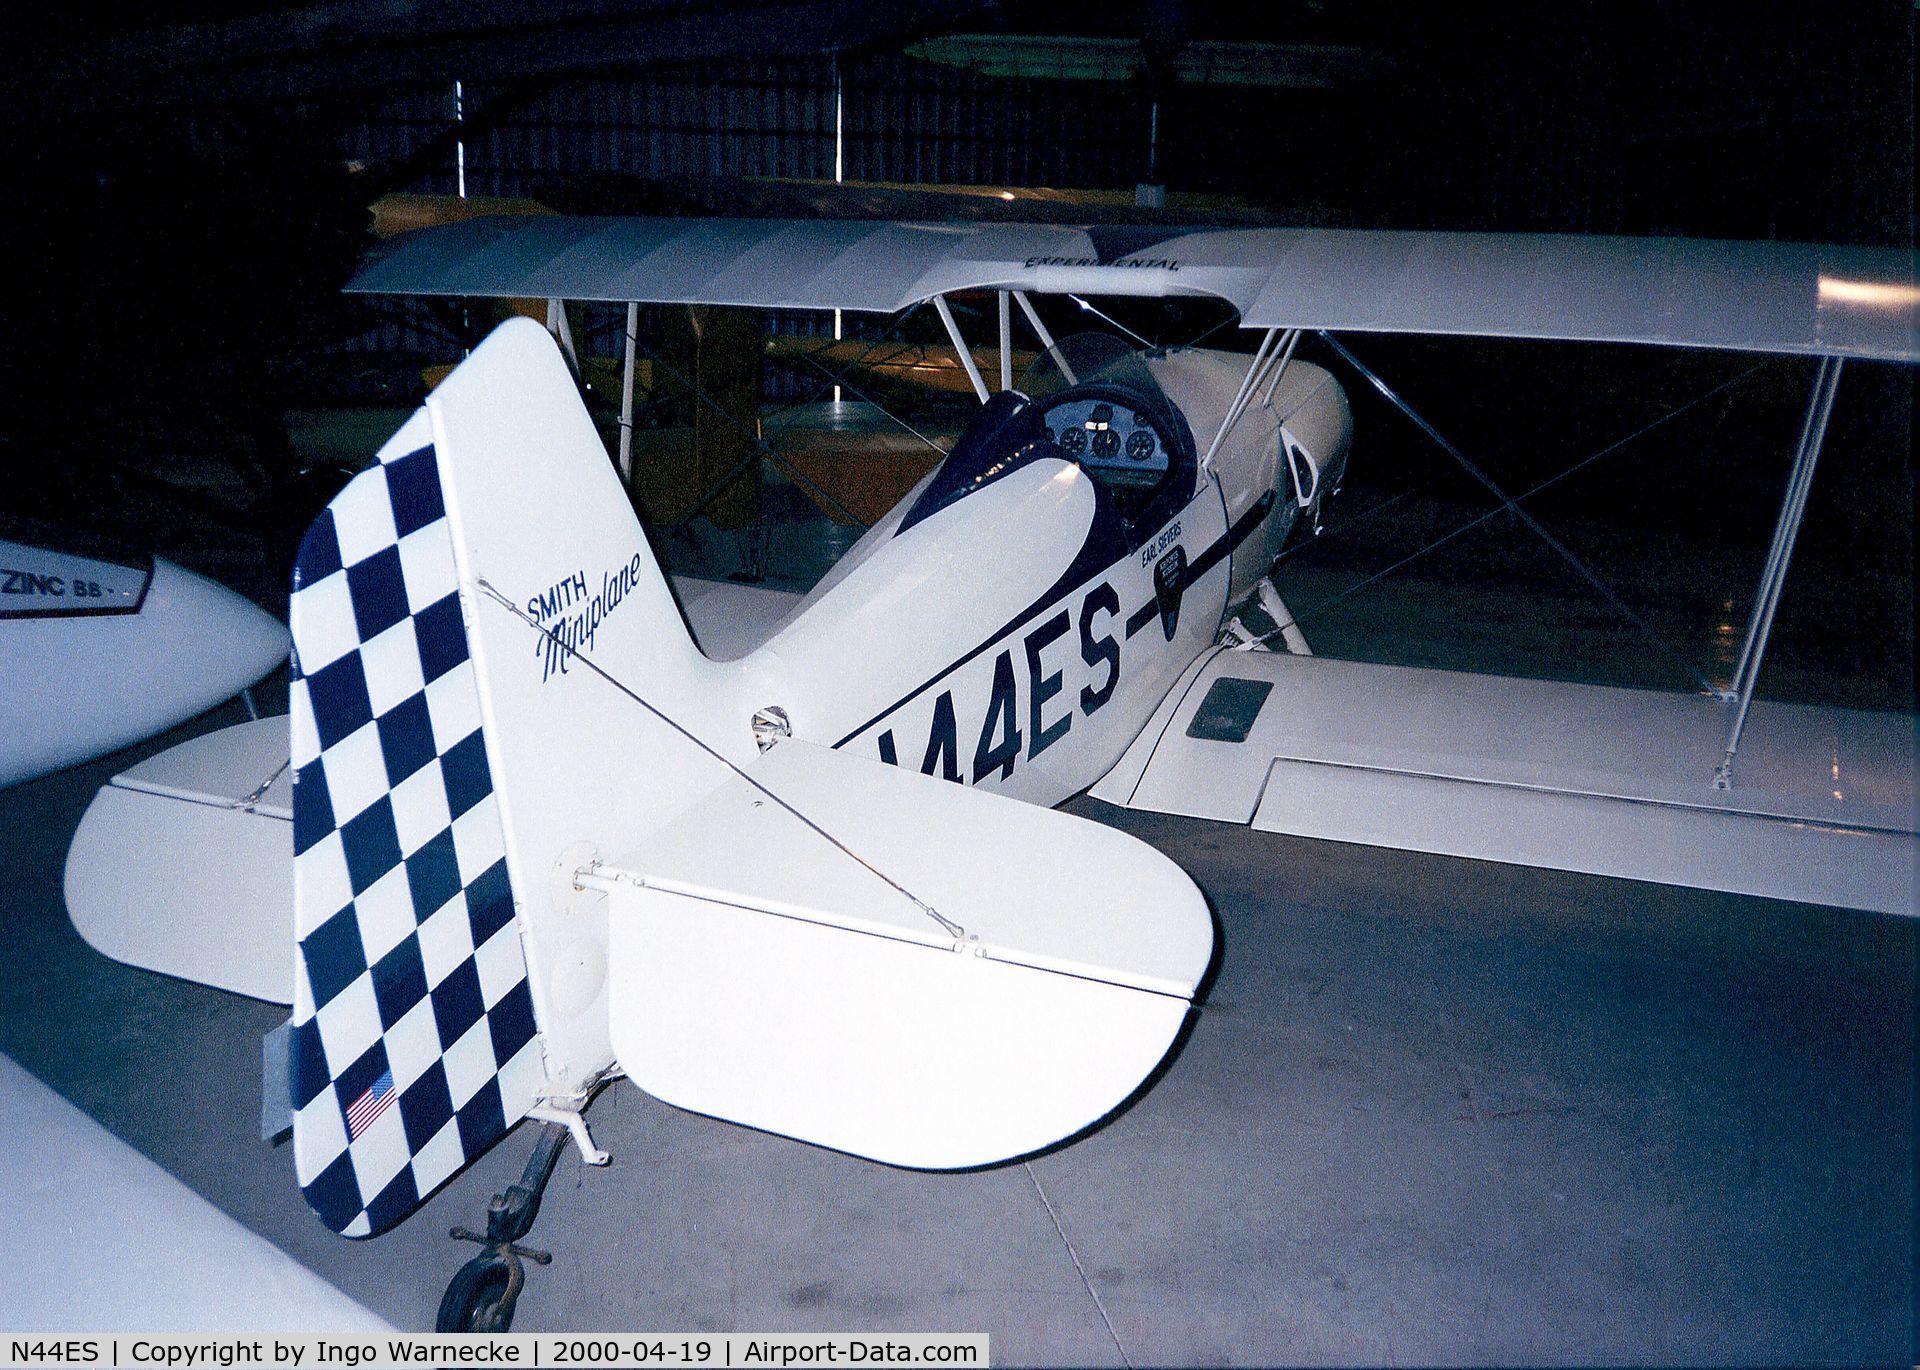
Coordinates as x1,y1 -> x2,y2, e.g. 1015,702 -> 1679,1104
144,556 -> 291,699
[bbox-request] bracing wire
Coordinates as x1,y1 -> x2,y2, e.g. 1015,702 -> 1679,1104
786,348 -> 953,457
1269,358 -> 1771,641
1317,332 -> 1723,694
758,302 -> 937,438
1067,295 -> 1153,348
472,577 -> 967,941
627,332 -> 870,527
1273,359 -> 1769,572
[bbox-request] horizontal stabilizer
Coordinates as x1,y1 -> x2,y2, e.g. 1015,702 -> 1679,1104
604,741 -> 1213,1169
65,718 -> 294,1003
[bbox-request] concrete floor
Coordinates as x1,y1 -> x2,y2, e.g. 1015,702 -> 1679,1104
1,689 -> 1912,1363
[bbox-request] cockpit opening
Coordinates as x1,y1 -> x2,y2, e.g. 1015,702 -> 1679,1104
899,334 -> 1196,547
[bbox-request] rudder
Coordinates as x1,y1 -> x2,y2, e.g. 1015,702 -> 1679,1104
289,407 -> 542,1237
288,318 -> 735,1237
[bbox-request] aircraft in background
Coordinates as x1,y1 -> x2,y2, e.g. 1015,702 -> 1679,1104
1,522 -> 289,790
62,218 -> 1916,1330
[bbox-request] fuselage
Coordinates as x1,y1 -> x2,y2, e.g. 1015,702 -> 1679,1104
728,344 -> 1352,806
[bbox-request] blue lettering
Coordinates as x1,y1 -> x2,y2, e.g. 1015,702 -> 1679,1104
972,652 -> 1023,784
1079,582 -> 1120,713
921,692 -> 961,781
1024,610 -> 1071,759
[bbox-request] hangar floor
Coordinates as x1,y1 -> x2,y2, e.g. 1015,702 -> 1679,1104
1,689 -> 1912,1363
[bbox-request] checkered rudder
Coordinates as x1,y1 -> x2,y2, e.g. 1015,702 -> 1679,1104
288,426 -> 543,1238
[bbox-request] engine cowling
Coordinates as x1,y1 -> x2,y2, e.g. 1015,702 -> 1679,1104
1148,348 -> 1353,604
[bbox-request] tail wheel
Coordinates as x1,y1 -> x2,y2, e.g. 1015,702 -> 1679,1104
437,1253 -> 523,1333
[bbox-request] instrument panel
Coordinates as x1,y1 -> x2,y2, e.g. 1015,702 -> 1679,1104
1043,398 -> 1167,488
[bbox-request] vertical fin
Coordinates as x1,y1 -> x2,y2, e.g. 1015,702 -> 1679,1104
287,408 -> 543,1238
419,317 -> 734,1095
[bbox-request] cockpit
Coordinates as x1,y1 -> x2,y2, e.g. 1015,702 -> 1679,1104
1041,394 -> 1172,525
897,334 -> 1195,549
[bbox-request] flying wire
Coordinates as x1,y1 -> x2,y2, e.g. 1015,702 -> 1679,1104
1317,333 -> 1724,694
626,334 -> 871,527
1068,295 -> 1153,348
759,301 -> 948,454
787,348 -> 954,456
471,576 -> 967,941
1270,358 -> 1772,637
1276,357 -> 1770,572
1179,310 -> 1242,351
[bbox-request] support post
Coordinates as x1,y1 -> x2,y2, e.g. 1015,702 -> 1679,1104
933,294 -> 990,403
1202,327 -> 1279,471
1013,291 -> 1075,385
998,291 -> 1012,393
1261,328 -> 1302,407
452,79 -> 467,199
1715,355 -> 1843,790
617,301 -> 639,483
545,298 -> 580,375
831,54 -> 845,404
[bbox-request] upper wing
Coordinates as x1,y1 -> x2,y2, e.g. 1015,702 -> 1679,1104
348,215 -> 1917,361
1094,647 -> 1919,918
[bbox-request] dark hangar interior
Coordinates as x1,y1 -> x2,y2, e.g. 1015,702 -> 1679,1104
0,2 -> 1913,1361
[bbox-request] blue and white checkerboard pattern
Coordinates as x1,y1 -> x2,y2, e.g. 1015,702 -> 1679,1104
288,438 -> 544,1239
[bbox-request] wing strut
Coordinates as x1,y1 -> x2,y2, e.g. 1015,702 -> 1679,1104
1715,355 -> 1844,789
932,294 -> 991,403
543,298 -> 580,373
998,291 -> 1013,392
616,301 -> 639,481
1013,291 -> 1076,384
1202,327 -> 1300,472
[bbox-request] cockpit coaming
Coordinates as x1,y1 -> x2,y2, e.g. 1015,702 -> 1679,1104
898,335 -> 1198,563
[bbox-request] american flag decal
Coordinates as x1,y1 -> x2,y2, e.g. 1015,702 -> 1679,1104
346,1070 -> 397,1139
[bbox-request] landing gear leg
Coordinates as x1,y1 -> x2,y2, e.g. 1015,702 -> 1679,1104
1218,577 -> 1313,655
436,1122 -> 570,1332
1254,579 -> 1311,656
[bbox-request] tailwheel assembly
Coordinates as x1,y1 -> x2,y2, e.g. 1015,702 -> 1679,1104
436,1118 -> 576,1333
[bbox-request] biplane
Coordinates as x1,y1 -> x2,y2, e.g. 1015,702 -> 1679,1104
63,217 -> 1917,1329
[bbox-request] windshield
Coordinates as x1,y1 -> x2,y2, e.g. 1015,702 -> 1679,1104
899,332 -> 1195,543
1020,332 -> 1169,410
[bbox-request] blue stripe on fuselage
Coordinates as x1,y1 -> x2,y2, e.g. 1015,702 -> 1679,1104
831,481 -> 1273,755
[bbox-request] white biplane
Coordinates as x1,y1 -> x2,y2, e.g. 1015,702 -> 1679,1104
63,218 -> 1917,1329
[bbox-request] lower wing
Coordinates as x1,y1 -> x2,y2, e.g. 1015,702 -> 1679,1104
1096,646 -> 1918,918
